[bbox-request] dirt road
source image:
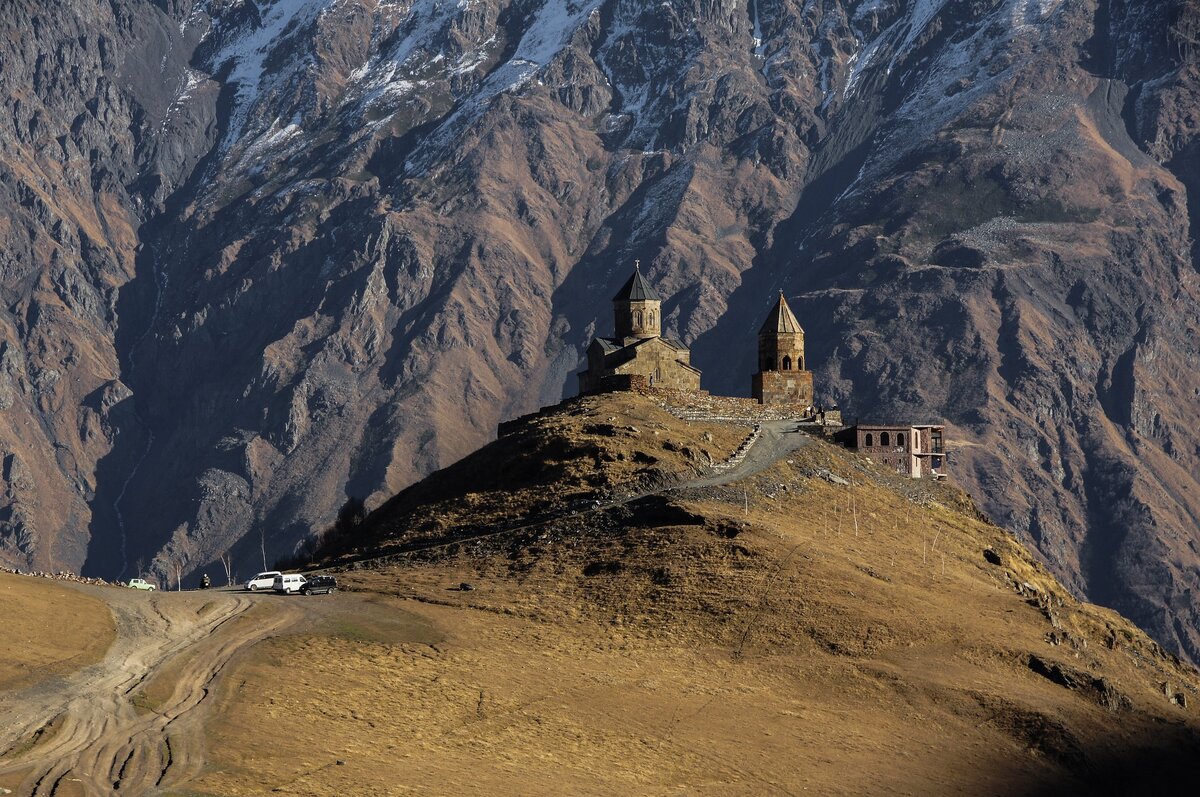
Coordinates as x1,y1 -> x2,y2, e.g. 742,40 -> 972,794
0,587 -> 301,796
676,420 -> 811,489
0,422 -> 812,795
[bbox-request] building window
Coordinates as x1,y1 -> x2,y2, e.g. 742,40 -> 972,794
865,433 -> 873,447
880,432 -> 890,447
782,355 -> 792,370
634,310 -> 643,327
931,430 -> 943,454
932,456 -> 943,469
897,433 -> 905,448
649,311 -> 655,327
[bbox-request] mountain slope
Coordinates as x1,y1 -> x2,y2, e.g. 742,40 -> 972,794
1,391 -> 1198,794
194,390 -> 1200,795
1,0 -> 1199,665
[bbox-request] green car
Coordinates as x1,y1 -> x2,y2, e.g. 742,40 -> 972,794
127,578 -> 157,591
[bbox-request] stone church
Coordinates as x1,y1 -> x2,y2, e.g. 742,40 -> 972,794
569,267 -> 946,478
577,266 -> 702,394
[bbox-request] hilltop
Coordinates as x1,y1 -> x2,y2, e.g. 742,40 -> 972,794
198,391 -> 1200,795
3,390 -> 1199,794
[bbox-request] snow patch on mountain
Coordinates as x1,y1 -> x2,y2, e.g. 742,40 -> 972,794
513,0 -> 601,64
751,0 -> 767,59
209,0 -> 325,148
1010,0 -> 1064,29
241,119 -> 305,170
897,0 -> 949,56
834,0 -> 1059,208
842,0 -> 950,99
402,0 -> 603,173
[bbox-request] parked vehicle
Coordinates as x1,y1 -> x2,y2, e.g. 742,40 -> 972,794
245,571 -> 281,591
127,578 -> 156,591
300,575 -> 337,595
272,573 -> 307,594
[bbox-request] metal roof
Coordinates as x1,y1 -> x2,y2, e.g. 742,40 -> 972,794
612,266 -> 661,302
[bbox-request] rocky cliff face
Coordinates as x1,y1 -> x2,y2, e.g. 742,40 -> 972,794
2,0 -> 1199,659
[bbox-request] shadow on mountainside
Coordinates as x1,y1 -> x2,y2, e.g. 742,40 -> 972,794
1014,728 -> 1200,796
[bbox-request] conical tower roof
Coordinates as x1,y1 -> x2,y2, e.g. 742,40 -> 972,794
612,265 -> 661,302
759,292 -> 803,335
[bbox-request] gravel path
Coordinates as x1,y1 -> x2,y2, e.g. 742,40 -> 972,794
674,420 -> 811,490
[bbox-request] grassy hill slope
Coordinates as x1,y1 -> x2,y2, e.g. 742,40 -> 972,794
0,573 -> 114,692
183,393 -> 1200,796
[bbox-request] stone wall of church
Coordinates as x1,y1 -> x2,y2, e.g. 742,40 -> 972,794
613,347 -> 700,391
752,370 -> 814,405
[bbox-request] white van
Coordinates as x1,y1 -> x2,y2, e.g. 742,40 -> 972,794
273,573 -> 307,594
245,571 -> 281,591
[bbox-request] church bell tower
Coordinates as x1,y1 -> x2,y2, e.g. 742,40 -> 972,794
752,292 -> 814,405
612,262 -> 662,341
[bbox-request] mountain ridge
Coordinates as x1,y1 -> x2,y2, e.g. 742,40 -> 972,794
1,0 -> 1199,667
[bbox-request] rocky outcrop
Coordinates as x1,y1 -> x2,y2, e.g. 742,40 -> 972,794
1,0 -> 1199,662
0,0 -> 208,572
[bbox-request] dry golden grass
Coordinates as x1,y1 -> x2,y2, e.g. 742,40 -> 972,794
180,394 -> 1200,796
0,573 -> 115,691
339,392 -> 750,558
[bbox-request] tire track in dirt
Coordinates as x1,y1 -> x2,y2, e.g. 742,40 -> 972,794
0,589 -> 304,795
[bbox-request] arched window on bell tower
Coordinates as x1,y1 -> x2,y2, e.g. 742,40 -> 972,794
756,292 -> 805,377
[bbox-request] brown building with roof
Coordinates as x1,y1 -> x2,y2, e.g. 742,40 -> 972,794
752,293 -> 814,406
578,266 -> 702,394
834,424 -> 947,478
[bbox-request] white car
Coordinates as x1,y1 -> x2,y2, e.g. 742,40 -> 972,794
273,573 -> 307,594
245,571 -> 281,591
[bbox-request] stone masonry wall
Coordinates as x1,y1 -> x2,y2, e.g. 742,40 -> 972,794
753,370 -> 814,405
613,344 -> 700,391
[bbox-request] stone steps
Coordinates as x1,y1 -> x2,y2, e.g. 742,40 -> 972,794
711,424 -> 762,472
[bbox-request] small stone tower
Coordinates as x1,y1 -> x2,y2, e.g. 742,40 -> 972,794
612,263 -> 661,340
752,292 -> 814,405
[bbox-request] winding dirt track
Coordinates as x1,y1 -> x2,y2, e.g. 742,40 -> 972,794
675,421 -> 811,489
0,588 -> 302,796
0,424 -> 809,795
